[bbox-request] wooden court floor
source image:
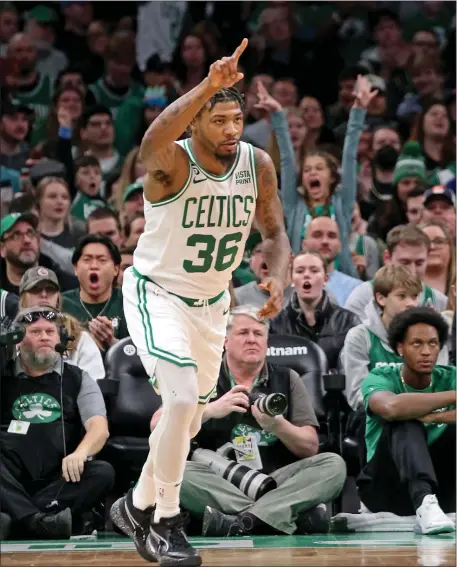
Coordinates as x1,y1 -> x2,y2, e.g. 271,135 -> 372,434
1,533 -> 456,566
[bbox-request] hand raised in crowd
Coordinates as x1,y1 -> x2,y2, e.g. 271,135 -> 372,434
352,74 -> 378,109
89,316 -> 117,348
254,80 -> 282,114
251,405 -> 280,434
207,38 -> 248,89
258,277 -> 284,318
57,106 -> 72,129
206,385 -> 250,419
62,450 -> 87,482
352,252 -> 367,277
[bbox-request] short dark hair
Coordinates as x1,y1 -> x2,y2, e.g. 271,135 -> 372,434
86,207 -> 121,232
338,65 -> 366,83
196,87 -> 245,117
81,105 -> 112,128
74,155 -> 101,175
124,212 -> 144,239
388,307 -> 449,354
72,234 -> 121,266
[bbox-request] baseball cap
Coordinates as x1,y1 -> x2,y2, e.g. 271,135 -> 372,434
365,74 -> 386,94
0,212 -> 38,240
423,185 -> 456,208
26,5 -> 58,24
123,181 -> 143,203
19,266 -> 60,295
0,99 -> 34,119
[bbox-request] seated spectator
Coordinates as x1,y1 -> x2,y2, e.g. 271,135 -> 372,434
6,33 -> 53,125
145,306 -> 346,537
0,212 -> 77,295
112,147 -> 146,211
345,224 -> 448,319
70,155 -> 106,224
343,265 -> 424,411
0,306 -> 114,538
123,213 -> 145,248
357,307 -> 455,535
420,220 -> 454,297
19,266 -> 105,381
303,217 -> 362,306
327,65 -> 366,132
405,186 -> 425,224
24,6 -> 68,83
118,246 -> 134,287
0,288 -> 18,319
421,186 -> 456,238
36,176 -> 86,273
350,202 -> 380,281
79,105 -> 122,184
0,3 -> 18,56
121,182 -> 144,224
0,99 -> 33,172
62,234 -> 129,351
271,252 -> 359,370
235,239 -> 293,311
86,208 -> 123,249
298,96 -> 336,149
89,30 -> 144,120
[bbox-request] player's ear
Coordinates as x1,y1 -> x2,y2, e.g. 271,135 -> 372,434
188,118 -> 197,135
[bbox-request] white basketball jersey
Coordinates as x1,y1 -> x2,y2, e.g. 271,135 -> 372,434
133,139 -> 258,299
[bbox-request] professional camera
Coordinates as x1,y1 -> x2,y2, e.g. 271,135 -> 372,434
191,446 -> 276,501
248,391 -> 288,417
0,317 -> 24,374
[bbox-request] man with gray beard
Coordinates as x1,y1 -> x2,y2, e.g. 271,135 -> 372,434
0,213 -> 77,295
0,306 -> 114,540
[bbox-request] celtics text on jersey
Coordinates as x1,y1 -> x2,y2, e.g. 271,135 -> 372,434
133,140 -> 258,300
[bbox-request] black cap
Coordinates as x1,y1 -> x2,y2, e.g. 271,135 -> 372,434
0,100 -> 34,119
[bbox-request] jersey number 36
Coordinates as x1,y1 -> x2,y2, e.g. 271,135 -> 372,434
183,232 -> 242,273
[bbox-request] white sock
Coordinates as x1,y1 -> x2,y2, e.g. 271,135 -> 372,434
154,479 -> 182,522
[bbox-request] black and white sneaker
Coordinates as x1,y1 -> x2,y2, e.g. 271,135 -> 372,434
146,513 -> 201,567
110,489 -> 157,562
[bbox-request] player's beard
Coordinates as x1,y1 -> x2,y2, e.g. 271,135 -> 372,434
215,151 -> 237,166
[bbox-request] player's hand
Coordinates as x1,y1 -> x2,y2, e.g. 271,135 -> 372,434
254,80 -> 282,114
251,405 -> 281,434
207,385 -> 250,419
258,277 -> 284,318
352,74 -> 378,109
207,38 -> 248,89
62,450 -> 87,482
89,316 -> 117,347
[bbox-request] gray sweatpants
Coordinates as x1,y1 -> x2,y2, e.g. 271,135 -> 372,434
180,452 -> 346,534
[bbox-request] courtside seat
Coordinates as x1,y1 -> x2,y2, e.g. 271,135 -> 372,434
266,334 -> 334,452
99,338 -> 161,488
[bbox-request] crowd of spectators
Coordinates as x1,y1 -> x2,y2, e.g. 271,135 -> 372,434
0,0 -> 455,541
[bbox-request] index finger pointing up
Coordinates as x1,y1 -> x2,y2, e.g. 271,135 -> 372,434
232,38 -> 248,62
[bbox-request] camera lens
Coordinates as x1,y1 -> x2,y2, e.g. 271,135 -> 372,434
265,393 -> 287,416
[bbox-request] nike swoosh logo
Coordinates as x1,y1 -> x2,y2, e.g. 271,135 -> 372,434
193,178 -> 207,184
223,308 -> 229,315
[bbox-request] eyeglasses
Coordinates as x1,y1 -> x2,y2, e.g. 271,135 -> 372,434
429,237 -> 448,246
3,229 -> 39,243
19,310 -> 61,324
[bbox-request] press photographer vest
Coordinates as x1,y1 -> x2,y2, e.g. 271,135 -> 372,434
0,360 -> 83,481
196,363 -> 297,474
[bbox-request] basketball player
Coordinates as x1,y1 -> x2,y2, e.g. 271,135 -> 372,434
110,39 -> 291,566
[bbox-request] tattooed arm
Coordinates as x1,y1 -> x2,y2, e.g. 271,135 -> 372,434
254,148 -> 291,318
140,39 -> 248,203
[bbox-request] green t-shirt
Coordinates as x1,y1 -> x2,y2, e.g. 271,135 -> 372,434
70,192 -> 106,223
362,365 -> 456,462
15,74 -> 53,122
62,288 -> 129,340
89,79 -> 145,120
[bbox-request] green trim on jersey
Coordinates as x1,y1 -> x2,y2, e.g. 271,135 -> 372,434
136,276 -> 197,367
147,162 -> 192,207
184,139 -> 240,181
133,267 -> 225,306
248,144 -> 258,199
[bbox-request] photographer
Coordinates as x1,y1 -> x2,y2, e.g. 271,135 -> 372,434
149,306 -> 346,536
0,306 -> 114,539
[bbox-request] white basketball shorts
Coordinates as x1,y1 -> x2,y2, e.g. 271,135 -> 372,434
122,267 -> 230,403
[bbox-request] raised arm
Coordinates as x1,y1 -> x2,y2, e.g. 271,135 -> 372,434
254,148 -> 291,318
339,75 -> 375,230
140,39 -> 248,203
